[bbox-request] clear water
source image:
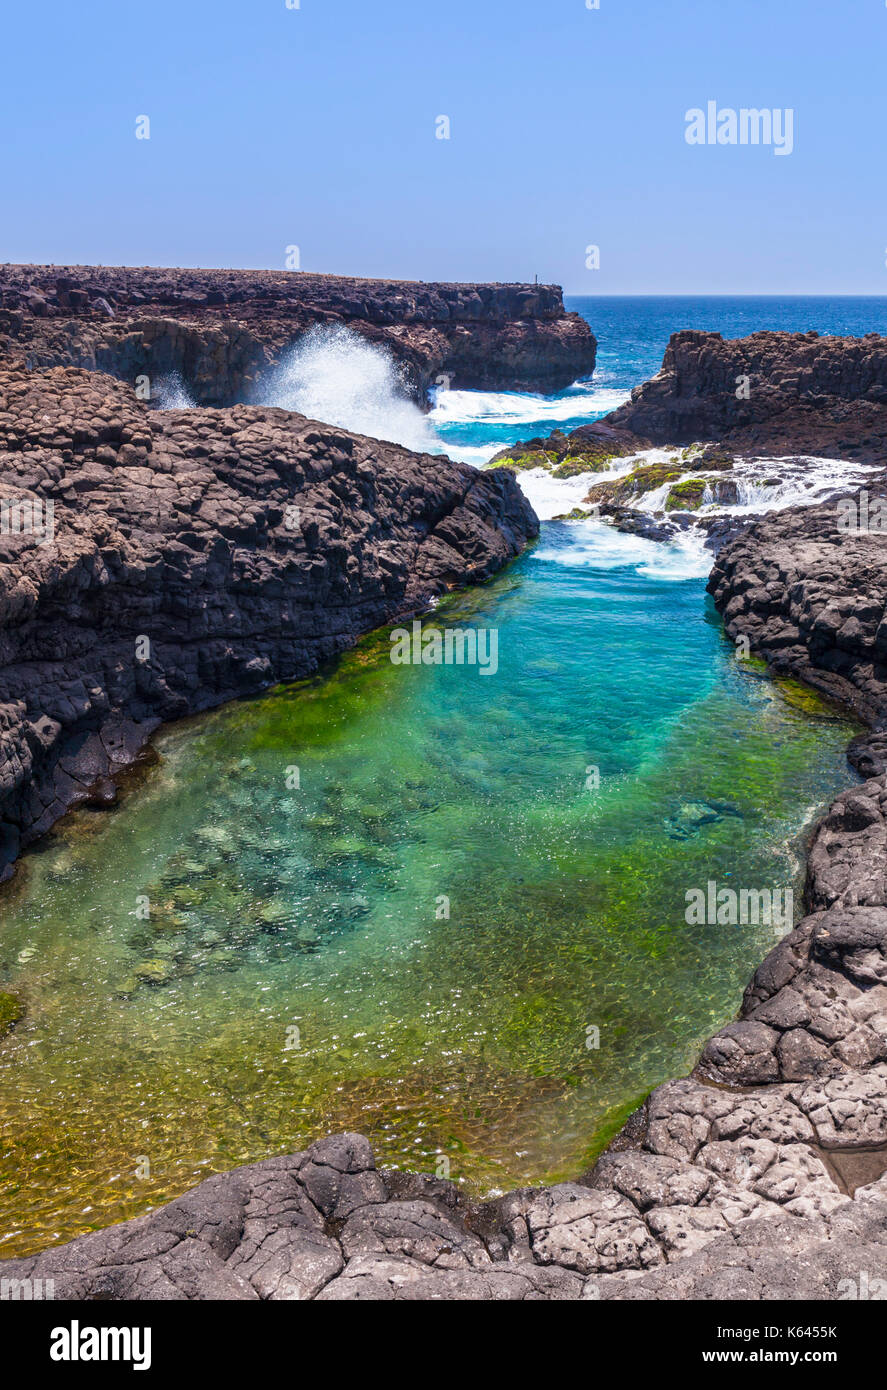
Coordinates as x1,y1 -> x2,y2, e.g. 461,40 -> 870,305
1,296 -> 881,1256
0,529 -> 859,1254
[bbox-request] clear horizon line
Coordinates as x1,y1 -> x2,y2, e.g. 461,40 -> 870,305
561,291 -> 887,299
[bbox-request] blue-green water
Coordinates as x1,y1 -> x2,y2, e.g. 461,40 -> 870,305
0,523 -> 859,1254
1,296 -> 882,1256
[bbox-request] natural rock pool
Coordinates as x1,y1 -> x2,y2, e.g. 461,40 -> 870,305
0,519 -> 860,1256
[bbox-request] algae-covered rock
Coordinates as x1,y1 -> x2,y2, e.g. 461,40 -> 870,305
207,949 -> 239,971
665,476 -> 739,510
586,461 -> 684,507
485,451 -> 558,472
257,899 -> 291,930
195,826 -> 236,854
170,884 -> 205,909
134,959 -> 174,985
551,454 -> 622,478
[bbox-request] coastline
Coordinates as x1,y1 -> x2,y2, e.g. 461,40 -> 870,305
2,511 -> 886,1298
3,299 -> 887,1297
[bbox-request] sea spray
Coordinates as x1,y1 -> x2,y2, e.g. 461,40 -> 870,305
256,324 -> 440,453
152,373 -> 197,410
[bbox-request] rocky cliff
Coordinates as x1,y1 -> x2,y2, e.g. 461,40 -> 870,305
0,265 -> 597,406
604,328 -> 887,459
490,328 -> 887,469
0,362 -> 537,881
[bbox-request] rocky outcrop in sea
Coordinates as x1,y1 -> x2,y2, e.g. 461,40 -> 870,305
604,328 -> 887,460
488,329 -> 887,547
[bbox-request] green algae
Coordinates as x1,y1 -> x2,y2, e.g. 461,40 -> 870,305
665,477 -> 712,510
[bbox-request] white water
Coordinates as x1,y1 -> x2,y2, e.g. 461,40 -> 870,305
627,453 -> 880,518
148,333 -> 877,582
428,384 -> 630,429
153,373 -> 197,409
533,518 -> 713,581
255,324 -> 439,453
516,453 -> 644,520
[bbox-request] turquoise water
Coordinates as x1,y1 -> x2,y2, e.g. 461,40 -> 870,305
2,297 -> 882,1255
0,520 -> 859,1254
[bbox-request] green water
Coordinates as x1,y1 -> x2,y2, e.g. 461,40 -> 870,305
0,522 -> 860,1255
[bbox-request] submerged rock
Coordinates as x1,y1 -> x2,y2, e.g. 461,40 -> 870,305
133,959 -> 174,985
0,989 -> 25,1038
665,801 -> 723,839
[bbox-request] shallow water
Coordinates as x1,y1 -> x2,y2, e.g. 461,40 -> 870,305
0,522 -> 860,1255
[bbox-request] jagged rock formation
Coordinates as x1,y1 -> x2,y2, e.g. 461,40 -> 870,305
492,329 -> 887,469
603,329 -> 887,460
707,497 -> 887,725
0,362 -> 537,880
0,265 -> 597,406
487,420 -> 644,476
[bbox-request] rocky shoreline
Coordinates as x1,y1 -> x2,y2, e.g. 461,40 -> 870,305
488,327 -> 887,549
0,360 -> 537,881
0,265 -> 596,406
4,315 -> 887,1299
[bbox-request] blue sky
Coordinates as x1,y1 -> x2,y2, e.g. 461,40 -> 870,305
3,0 -> 886,292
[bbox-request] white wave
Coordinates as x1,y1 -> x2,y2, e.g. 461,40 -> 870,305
256,325 -> 439,453
538,448 -> 881,523
513,449 -> 667,521
516,468 -> 600,520
534,518 -> 711,581
428,384 -> 629,428
713,455 -> 880,516
444,442 -> 509,468
153,373 -> 197,409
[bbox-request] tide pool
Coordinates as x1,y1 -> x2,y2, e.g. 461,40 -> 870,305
0,521 -> 860,1255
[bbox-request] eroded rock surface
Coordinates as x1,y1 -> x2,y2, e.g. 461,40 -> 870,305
707,499 -> 887,724
0,265 -> 596,404
603,329 -> 887,460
